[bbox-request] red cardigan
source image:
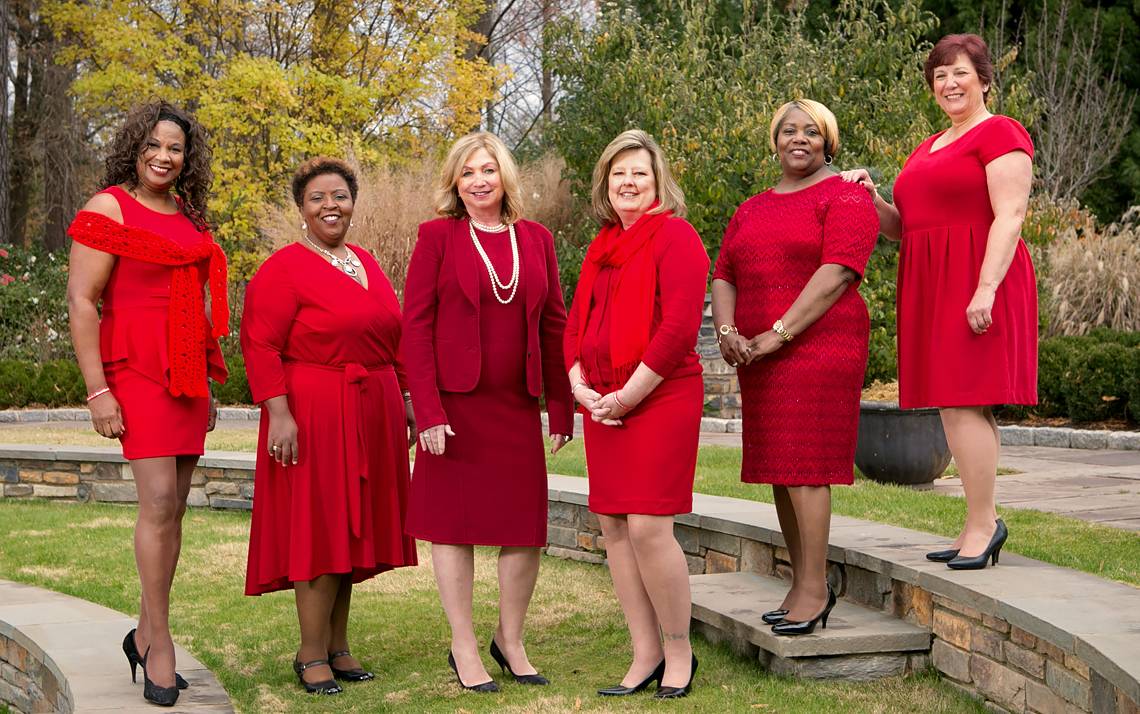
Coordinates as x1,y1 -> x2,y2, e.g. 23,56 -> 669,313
564,216 -> 710,386
401,217 -> 575,435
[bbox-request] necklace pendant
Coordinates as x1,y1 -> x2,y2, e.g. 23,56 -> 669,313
343,264 -> 358,276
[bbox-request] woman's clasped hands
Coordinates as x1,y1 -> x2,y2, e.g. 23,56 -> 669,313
573,382 -> 627,427
719,330 -> 784,368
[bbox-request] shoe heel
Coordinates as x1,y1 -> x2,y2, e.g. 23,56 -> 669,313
129,659 -> 138,683
821,613 -> 829,629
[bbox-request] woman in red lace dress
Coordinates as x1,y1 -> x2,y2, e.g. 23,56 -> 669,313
843,34 -> 1036,571
713,100 -> 878,636
242,157 -> 418,695
565,130 -> 709,698
67,102 -> 228,707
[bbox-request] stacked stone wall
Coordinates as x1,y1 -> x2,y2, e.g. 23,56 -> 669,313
0,629 -> 70,714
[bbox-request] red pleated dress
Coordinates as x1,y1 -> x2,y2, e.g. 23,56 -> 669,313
242,243 -> 417,595
714,177 -> 879,485
565,218 -> 709,515
893,115 -> 1038,408
404,226 -> 551,546
92,186 -> 226,460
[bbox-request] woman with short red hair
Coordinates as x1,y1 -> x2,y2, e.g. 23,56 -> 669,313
843,34 -> 1037,571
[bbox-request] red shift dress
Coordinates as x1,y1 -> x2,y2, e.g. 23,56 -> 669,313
94,186 -> 226,460
565,218 -> 709,515
404,225 -> 551,546
893,115 -> 1038,409
714,177 -> 879,486
242,244 -> 417,595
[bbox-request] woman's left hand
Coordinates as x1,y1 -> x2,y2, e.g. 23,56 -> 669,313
405,400 -> 417,445
550,433 -> 571,454
592,391 -> 631,425
966,287 -> 995,334
207,397 -> 219,432
745,330 -> 786,361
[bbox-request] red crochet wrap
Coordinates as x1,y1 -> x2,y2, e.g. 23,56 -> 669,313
68,210 -> 230,397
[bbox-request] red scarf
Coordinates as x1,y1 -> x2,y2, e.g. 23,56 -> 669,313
67,210 -> 230,398
571,208 -> 671,386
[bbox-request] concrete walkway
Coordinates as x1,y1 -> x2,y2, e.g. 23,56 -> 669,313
699,432 -> 1140,533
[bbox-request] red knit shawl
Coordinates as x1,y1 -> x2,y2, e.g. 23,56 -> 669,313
67,210 -> 230,398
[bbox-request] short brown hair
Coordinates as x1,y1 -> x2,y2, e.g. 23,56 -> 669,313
434,132 -> 525,224
590,129 -> 686,224
924,34 -> 994,99
291,157 -> 358,207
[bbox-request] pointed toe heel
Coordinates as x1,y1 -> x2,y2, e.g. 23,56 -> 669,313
123,629 -> 188,689
772,584 -> 837,637
489,639 -> 549,685
925,548 -> 960,562
598,659 -> 664,696
653,654 -> 698,699
761,608 -> 789,625
947,520 -> 1008,571
139,646 -> 179,707
448,652 -> 499,692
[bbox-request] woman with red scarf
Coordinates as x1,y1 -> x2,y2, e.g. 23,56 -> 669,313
67,102 -> 228,707
565,130 -> 709,700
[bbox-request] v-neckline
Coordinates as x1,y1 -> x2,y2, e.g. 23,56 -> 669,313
300,242 -> 370,292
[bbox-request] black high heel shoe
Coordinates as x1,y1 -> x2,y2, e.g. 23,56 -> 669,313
947,519 -> 1007,570
761,608 -> 789,624
447,652 -> 499,692
139,646 -> 179,707
654,654 -> 698,699
597,659 -> 664,696
328,650 -> 374,682
293,658 -> 342,695
771,583 -> 837,636
122,629 -> 189,689
925,548 -> 960,562
489,638 -> 549,685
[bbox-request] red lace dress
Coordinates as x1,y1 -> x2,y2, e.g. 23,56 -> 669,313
893,115 -> 1038,408
86,186 -> 227,459
714,176 -> 879,486
241,243 -> 417,595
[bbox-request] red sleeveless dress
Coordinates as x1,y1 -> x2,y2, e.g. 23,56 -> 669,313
97,186 -> 226,459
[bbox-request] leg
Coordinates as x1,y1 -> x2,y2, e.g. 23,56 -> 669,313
328,575 -> 365,672
494,546 -> 541,675
130,456 -> 192,688
782,486 -> 832,622
626,514 -> 693,688
771,486 -> 802,611
597,514 -> 665,686
294,574 -> 341,684
432,543 -> 492,685
940,407 -> 1000,557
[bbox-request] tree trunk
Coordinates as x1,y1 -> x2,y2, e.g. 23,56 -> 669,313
0,0 -> 12,245
40,45 -> 80,252
9,0 -> 44,248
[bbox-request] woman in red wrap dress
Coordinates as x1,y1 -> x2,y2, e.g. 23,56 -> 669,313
241,158 -> 417,695
67,102 -> 228,707
565,130 -> 709,699
843,34 -> 1037,571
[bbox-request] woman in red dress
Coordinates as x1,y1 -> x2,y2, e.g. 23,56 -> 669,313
67,102 -> 228,707
843,34 -> 1036,570
241,157 -> 418,694
402,132 -> 574,692
564,130 -> 709,699
713,100 -> 879,636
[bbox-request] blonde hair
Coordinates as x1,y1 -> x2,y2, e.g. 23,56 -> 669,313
768,99 -> 841,158
434,132 -> 525,223
590,129 -> 686,224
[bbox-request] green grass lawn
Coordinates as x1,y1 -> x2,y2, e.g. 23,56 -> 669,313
0,500 -> 984,713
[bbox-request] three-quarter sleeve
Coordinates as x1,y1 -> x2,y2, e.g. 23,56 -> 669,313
536,224 -> 575,436
711,209 -> 741,285
401,224 -> 448,430
821,185 -> 880,279
978,116 -> 1034,164
563,264 -> 583,372
640,219 -> 710,377
240,256 -> 298,404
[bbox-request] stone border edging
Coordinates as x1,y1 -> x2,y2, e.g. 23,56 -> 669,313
0,613 -> 70,713
0,579 -> 232,713
4,408 -> 1139,450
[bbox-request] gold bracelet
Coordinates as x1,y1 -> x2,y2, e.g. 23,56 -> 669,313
772,319 -> 794,342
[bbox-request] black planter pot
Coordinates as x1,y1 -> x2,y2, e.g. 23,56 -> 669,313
855,400 -> 951,485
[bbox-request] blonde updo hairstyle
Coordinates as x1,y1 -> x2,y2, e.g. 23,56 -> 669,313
590,129 -> 686,224
434,132 -> 525,224
768,99 -> 841,160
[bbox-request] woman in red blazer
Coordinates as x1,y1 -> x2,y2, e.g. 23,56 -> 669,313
565,130 -> 709,699
403,132 -> 574,692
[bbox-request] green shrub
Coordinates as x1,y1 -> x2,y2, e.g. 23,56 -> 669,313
213,347 -> 252,405
1063,342 -> 1133,422
0,361 -> 36,409
0,244 -> 71,362
1036,336 -> 1078,418
0,360 -> 84,408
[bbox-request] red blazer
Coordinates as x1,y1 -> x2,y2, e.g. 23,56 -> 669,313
401,217 -> 575,435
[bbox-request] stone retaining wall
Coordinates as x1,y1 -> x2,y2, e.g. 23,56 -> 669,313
0,626 -> 70,714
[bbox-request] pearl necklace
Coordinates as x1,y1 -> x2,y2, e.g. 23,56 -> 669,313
305,234 -> 362,277
471,218 -> 508,233
469,220 -> 519,304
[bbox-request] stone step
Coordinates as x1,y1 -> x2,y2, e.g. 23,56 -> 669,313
691,572 -> 932,681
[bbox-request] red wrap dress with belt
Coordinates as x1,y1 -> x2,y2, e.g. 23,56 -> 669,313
241,243 -> 417,595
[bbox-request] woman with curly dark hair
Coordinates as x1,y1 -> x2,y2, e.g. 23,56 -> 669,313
66,101 -> 229,707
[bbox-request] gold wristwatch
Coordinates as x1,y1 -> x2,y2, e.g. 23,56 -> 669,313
717,324 -> 738,344
772,319 -> 793,342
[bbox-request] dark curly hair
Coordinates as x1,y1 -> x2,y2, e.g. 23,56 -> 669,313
100,101 -> 213,230
291,157 -> 358,207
